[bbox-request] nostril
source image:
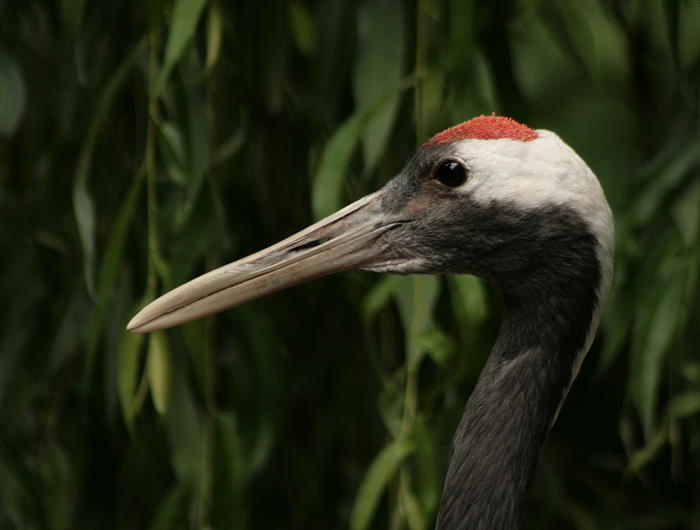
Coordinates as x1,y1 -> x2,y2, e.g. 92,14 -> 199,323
291,237 -> 331,252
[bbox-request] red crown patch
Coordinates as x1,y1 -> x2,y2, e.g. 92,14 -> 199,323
424,115 -> 537,146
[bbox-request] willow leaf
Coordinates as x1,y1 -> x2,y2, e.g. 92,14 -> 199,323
354,0 -> 405,172
159,0 -> 208,92
147,331 -> 171,415
350,437 -> 414,530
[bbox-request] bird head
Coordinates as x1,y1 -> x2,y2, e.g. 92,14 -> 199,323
128,115 -> 613,334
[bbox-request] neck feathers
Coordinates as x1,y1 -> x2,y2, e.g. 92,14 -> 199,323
437,347 -> 568,529
436,207 -> 607,530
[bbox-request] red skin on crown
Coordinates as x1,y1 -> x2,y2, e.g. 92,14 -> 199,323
424,115 -> 538,147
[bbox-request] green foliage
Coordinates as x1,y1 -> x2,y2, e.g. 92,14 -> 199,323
0,47 -> 25,136
1,0 -> 699,528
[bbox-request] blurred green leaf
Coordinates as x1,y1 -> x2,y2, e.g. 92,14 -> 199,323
669,391 -> 700,418
118,331 -> 146,427
626,421 -> 668,475
165,365 -> 203,485
350,437 -> 414,530
0,439 -> 51,529
363,275 -> 401,321
215,412 -> 245,489
312,79 -> 411,219
416,65 -> 446,139
0,48 -> 25,136
147,332 -> 171,415
172,63 -> 210,229
158,121 -> 188,185
206,0 -> 222,72
60,0 -> 86,38
597,284 -> 634,375
84,171 -> 143,390
289,0 -> 315,55
73,45 -> 140,296
159,0 -> 208,92
682,362 -> 700,384
449,274 -> 487,323
148,484 -> 186,530
540,5 -> 589,75
678,0 -> 700,71
212,412 -> 247,527
399,471 -> 426,530
353,0 -> 405,171
446,0 -> 475,68
663,0 -> 680,68
378,370 -> 407,437
211,118 -> 247,167
413,327 -> 455,365
671,177 -> 700,247
634,141 -> 700,227
395,275 -> 441,365
311,112 -> 365,219
48,291 -> 88,374
630,271 -> 684,434
413,416 -> 438,518
72,185 -> 96,296
230,309 -> 282,477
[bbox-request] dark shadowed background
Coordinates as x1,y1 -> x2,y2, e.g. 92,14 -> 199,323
1,0 -> 699,528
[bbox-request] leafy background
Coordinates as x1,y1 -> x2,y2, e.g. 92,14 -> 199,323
1,0 -> 699,528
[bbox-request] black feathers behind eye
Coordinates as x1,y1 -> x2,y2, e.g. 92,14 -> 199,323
434,160 -> 468,187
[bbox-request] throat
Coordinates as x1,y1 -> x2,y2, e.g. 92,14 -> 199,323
436,289 -> 599,530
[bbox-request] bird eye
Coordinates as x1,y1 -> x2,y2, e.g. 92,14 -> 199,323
434,160 -> 468,187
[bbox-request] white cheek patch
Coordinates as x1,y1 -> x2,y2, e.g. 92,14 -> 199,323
454,132 -> 613,253
454,130 -> 615,383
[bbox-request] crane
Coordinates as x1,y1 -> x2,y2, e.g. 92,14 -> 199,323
128,115 -> 614,529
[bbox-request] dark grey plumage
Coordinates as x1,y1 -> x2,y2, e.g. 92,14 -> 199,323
433,206 -> 601,529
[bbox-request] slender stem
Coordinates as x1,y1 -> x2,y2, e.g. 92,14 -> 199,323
401,0 -> 431,436
396,0 -> 430,439
393,3 -> 434,527
198,414 -> 214,528
414,0 -> 429,143
145,30 -> 160,299
145,29 -> 173,294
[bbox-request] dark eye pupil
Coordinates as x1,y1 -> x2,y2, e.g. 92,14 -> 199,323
435,161 -> 467,187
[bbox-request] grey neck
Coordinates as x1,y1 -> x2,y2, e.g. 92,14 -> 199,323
431,201 -> 605,529
436,348 -> 571,529
436,282 -> 599,530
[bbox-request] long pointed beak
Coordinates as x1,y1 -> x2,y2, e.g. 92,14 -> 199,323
127,189 -> 406,333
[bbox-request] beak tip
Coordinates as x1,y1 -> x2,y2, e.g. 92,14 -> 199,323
126,314 -> 147,334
